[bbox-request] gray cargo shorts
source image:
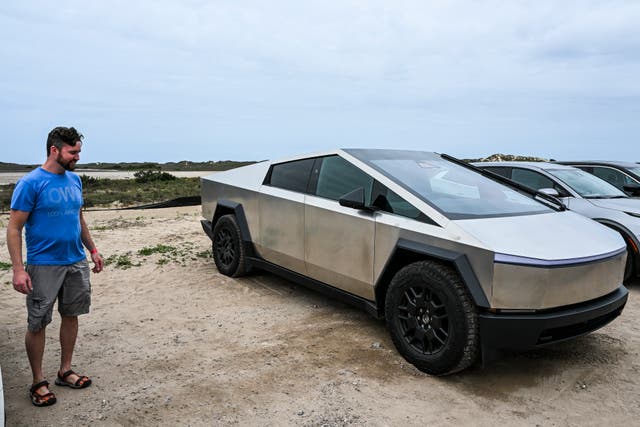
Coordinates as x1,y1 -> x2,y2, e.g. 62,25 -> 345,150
25,259 -> 92,332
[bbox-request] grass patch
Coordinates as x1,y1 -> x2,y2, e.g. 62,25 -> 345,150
0,261 -> 12,271
99,242 -> 209,270
136,241 -> 200,267
104,253 -> 141,269
196,250 -> 212,258
138,244 -> 176,256
94,216 -> 148,231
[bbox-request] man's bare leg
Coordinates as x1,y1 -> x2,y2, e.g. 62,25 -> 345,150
26,327 -> 50,394
59,315 -> 81,383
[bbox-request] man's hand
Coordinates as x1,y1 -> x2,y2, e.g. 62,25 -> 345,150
12,269 -> 32,294
91,252 -> 104,273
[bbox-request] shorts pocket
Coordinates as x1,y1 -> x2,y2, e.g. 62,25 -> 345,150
27,294 -> 54,331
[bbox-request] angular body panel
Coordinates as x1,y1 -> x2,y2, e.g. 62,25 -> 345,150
304,195 -> 375,299
202,149 -> 628,373
373,213 -> 495,304
257,187 -> 306,273
201,180 -> 261,242
492,251 -> 626,309
455,211 -> 624,260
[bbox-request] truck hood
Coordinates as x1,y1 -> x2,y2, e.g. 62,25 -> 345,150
454,211 -> 625,261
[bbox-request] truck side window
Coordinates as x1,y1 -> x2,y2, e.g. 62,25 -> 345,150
266,158 -> 315,193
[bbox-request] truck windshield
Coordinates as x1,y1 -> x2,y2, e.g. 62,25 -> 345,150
547,169 -> 627,199
346,149 -> 551,220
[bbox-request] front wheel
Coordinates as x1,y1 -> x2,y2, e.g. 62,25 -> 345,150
385,260 -> 478,375
212,214 -> 248,277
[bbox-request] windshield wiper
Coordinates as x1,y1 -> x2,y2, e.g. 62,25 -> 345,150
531,192 -> 568,211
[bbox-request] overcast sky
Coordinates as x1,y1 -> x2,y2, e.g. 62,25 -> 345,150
1,1 -> 639,164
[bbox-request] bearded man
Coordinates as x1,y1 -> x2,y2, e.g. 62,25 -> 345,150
7,126 -> 104,407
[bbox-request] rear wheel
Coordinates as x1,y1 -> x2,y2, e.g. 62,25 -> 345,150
385,260 -> 478,375
212,214 -> 248,277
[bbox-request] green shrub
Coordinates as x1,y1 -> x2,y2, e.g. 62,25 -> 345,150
80,175 -> 101,186
134,169 -> 176,183
0,183 -> 15,212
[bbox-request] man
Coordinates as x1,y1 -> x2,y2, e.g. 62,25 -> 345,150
7,126 -> 104,407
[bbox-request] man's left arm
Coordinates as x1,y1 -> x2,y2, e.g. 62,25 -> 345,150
80,210 -> 104,273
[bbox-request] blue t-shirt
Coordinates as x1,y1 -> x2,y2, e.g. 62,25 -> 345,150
11,167 -> 85,265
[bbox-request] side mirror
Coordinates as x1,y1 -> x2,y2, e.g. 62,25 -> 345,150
623,184 -> 640,197
339,187 -> 366,210
538,188 -> 560,197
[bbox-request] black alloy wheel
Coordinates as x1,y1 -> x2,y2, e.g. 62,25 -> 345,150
385,260 -> 478,375
212,214 -> 248,277
397,286 -> 449,355
215,227 -> 235,268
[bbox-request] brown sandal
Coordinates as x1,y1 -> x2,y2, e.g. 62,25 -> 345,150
55,370 -> 92,389
30,380 -> 57,407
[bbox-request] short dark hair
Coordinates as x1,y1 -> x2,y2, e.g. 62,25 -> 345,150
46,126 -> 84,156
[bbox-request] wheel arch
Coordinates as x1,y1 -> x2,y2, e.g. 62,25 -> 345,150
374,239 -> 490,317
211,199 -> 256,258
594,218 -> 639,276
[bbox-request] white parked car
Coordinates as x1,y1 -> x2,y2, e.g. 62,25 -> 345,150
474,161 -> 640,282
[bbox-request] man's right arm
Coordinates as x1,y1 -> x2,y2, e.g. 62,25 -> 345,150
7,209 -> 32,294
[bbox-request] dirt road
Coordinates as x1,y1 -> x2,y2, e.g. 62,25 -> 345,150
1,206 -> 638,426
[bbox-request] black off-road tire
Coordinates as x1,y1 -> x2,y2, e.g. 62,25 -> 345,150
385,260 -> 479,375
212,214 -> 248,277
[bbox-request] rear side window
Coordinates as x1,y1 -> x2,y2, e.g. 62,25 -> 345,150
371,181 -> 435,223
315,155 -> 374,201
482,166 -> 511,178
591,167 -> 634,190
511,168 -> 556,191
266,158 -> 315,193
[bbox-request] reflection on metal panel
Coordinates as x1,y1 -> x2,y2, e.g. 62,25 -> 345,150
201,178 -> 218,222
492,251 -> 626,309
201,181 -> 260,243
258,188 -> 306,274
455,211 -> 624,260
304,195 -> 375,299
373,214 -> 494,302
494,247 -> 626,267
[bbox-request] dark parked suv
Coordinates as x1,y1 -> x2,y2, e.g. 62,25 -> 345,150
556,161 -> 640,197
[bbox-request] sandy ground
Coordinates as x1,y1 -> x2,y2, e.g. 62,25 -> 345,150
1,205 -> 639,426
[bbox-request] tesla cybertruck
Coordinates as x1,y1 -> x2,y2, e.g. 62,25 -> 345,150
201,149 -> 628,375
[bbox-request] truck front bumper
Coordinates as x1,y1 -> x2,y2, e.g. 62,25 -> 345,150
479,285 -> 628,354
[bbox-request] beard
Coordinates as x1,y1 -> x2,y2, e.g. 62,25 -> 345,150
56,153 -> 76,171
